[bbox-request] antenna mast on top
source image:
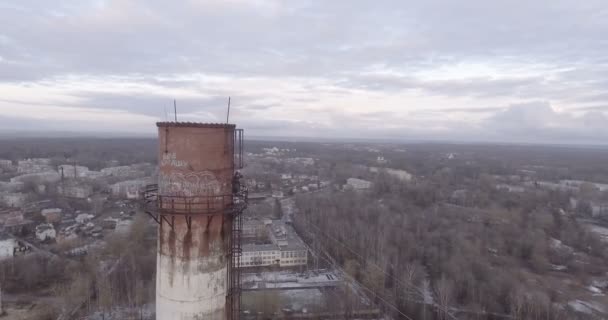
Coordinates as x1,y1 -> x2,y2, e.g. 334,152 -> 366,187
174,100 -> 177,122
226,96 -> 231,124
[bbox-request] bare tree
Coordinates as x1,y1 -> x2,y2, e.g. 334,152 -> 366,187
434,275 -> 453,320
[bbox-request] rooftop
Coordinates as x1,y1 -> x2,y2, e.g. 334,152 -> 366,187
156,122 -> 236,129
243,243 -> 280,252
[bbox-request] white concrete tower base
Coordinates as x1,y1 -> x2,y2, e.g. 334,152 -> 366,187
156,253 -> 227,320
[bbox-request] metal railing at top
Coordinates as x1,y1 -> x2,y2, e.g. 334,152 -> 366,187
143,184 -> 247,216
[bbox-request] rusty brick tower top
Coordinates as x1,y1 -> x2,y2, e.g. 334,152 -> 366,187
144,122 -> 246,320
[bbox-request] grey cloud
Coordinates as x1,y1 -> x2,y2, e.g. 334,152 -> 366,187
74,93 -> 226,118
341,73 -> 552,100
574,105 -> 608,112
578,92 -> 608,103
482,101 -> 608,143
1,0 -> 608,144
1,0 -> 607,81
441,107 -> 503,113
244,104 -> 278,111
423,107 -> 505,114
53,90 -> 275,119
486,102 -> 561,131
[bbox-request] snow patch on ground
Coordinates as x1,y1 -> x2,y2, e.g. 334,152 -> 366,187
280,289 -> 324,310
84,304 -> 154,320
568,300 -> 606,314
550,264 -> 567,271
587,285 -> 604,296
592,279 -> 608,288
549,238 -> 573,253
243,270 -> 340,289
585,224 -> 608,242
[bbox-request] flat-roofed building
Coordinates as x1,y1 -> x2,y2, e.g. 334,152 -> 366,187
240,244 -> 280,267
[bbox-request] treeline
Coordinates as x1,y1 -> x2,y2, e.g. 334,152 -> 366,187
0,138 -> 157,169
294,174 -> 608,320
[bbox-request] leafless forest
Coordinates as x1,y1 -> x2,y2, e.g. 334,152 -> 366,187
1,138 -> 607,319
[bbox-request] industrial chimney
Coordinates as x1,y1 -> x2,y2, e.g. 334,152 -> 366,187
144,122 -> 246,320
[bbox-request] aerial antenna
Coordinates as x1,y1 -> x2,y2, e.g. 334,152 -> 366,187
164,105 -> 168,121
174,99 -> 177,122
226,96 -> 231,123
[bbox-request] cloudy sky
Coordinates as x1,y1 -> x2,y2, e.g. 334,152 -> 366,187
1,0 -> 608,143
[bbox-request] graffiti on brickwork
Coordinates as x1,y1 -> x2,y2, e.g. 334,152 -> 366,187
159,171 -> 222,197
161,153 -> 188,168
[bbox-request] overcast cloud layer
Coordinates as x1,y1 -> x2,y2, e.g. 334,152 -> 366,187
1,0 -> 608,143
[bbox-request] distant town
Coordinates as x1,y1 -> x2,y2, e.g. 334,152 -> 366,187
0,138 -> 607,319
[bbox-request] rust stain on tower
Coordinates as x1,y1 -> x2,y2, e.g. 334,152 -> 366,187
144,122 -> 245,320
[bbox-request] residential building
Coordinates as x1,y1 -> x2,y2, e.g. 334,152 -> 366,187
0,210 -> 32,233
263,147 -> 280,155
571,198 -> 608,217
110,179 -> 149,199
41,208 -> 63,223
1,193 -> 26,207
58,164 -> 90,178
0,181 -> 24,193
345,178 -> 372,190
35,223 -> 56,241
85,171 -> 104,179
525,181 -> 578,192
450,189 -> 468,205
370,167 -> 413,181
246,178 -> 258,190
560,179 -> 608,192
17,158 -> 53,174
0,234 -> 28,260
10,171 -> 61,184
591,203 -> 608,217
75,213 -> 95,224
0,159 -> 13,170
320,181 -> 331,188
101,165 -> 143,178
0,210 -> 24,225
115,219 -> 133,234
496,184 -> 525,193
286,157 -> 315,166
58,182 -> 93,199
